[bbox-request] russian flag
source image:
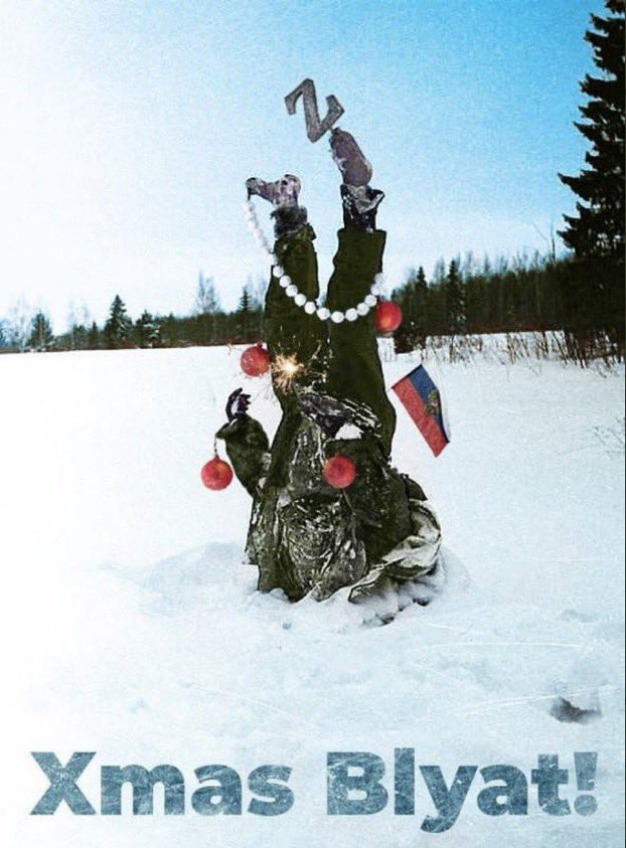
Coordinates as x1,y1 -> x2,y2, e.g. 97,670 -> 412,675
391,364 -> 450,456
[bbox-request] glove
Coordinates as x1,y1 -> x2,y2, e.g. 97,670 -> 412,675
226,388 -> 251,421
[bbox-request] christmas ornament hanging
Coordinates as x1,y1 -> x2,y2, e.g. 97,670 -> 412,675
375,300 -> 403,334
240,343 -> 270,377
201,454 -> 234,490
322,454 -> 356,489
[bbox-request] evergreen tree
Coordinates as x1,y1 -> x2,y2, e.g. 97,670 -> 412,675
559,0 -> 625,258
237,286 -> 252,341
87,321 -> 100,350
445,259 -> 466,334
28,311 -> 54,352
134,310 -> 161,348
70,323 -> 89,350
393,266 -> 429,353
103,295 -> 132,349
159,313 -> 177,348
413,266 -> 428,338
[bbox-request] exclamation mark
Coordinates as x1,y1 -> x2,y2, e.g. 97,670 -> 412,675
574,752 -> 598,815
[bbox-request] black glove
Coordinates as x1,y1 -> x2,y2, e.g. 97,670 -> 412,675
226,388 -> 251,421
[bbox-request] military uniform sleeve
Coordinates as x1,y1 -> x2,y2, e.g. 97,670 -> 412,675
215,415 -> 271,497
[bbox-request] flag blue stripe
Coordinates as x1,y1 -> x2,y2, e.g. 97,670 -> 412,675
405,365 -> 448,440
407,366 -> 436,400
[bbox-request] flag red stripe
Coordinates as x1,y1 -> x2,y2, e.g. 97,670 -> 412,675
393,379 -> 448,457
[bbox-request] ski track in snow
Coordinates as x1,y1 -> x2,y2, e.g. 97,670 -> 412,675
1,345 -> 623,847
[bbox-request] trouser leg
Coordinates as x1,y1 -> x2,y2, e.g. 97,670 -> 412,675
262,224 -> 328,491
325,228 -> 396,456
325,228 -> 412,563
263,224 -> 328,411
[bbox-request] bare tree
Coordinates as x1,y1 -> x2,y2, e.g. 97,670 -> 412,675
4,298 -> 34,351
248,275 -> 268,310
67,300 -> 92,350
194,273 -> 221,315
194,273 -> 222,344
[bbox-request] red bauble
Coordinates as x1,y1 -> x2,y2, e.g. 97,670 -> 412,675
240,343 -> 270,377
201,455 -> 234,490
375,300 -> 403,334
323,455 -> 357,489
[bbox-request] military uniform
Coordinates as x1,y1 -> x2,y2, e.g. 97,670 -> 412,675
217,221 -> 441,602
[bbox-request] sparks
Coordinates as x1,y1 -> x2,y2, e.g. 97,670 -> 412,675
272,354 -> 305,391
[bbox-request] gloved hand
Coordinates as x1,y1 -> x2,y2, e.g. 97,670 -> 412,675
226,388 -> 251,421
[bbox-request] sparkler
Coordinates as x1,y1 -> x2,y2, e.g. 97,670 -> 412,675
272,354 -> 305,392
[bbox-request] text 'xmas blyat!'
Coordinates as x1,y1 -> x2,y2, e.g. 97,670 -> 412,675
30,750 -> 598,833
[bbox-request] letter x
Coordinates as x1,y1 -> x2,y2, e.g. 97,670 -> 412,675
31,752 -> 96,815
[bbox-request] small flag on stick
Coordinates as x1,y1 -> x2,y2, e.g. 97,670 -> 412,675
392,364 -> 450,456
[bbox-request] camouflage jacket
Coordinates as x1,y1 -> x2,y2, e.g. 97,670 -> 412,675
217,395 -> 441,603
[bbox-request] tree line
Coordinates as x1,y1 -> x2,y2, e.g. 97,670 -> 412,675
0,278 -> 267,353
1,250 -> 621,357
391,251 -> 623,355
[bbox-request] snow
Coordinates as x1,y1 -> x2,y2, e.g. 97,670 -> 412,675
0,344 -> 624,847
335,422 -> 363,440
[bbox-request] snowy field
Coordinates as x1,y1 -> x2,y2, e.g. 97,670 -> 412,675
1,343 -> 624,847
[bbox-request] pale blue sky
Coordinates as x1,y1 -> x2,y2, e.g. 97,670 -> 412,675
0,0 -> 605,329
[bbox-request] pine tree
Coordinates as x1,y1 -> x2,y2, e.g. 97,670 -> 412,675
237,286 -> 252,341
413,266 -> 428,339
393,266 -> 429,353
103,295 -> 132,349
445,259 -> 466,334
28,311 -> 54,352
69,323 -> 89,350
134,310 -> 161,348
87,321 -> 100,350
559,0 -> 625,258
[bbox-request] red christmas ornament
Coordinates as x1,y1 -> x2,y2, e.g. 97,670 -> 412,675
375,300 -> 403,334
201,454 -> 233,490
240,343 -> 270,377
322,455 -> 357,489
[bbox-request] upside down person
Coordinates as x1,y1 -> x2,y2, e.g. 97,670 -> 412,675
216,130 -> 442,603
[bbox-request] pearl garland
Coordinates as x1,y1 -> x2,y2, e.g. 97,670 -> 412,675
242,197 -> 385,323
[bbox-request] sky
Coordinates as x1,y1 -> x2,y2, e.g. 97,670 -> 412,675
0,0 -> 607,331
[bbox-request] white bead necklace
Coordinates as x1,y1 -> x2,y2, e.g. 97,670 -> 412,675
242,198 -> 385,323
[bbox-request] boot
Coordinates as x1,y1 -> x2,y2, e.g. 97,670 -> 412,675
246,174 -> 301,208
246,174 -> 308,238
329,128 -> 373,187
